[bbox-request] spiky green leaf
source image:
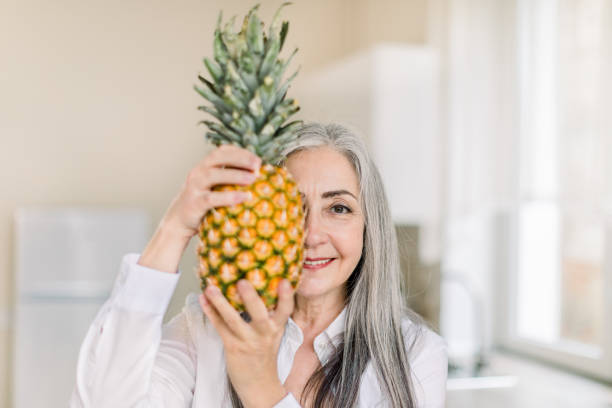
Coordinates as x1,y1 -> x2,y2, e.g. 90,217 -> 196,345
226,60 -> 250,95
274,66 -> 300,105
198,105 -> 234,128
197,74 -> 221,95
271,120 -> 302,144
248,90 -> 265,123
223,84 -> 247,111
242,131 -> 258,148
195,3 -> 301,161
213,29 -> 229,67
279,21 -> 289,51
246,7 -> 264,55
204,131 -> 230,146
271,48 -> 297,86
204,58 -> 223,84
258,34 -> 280,80
230,113 -> 257,137
203,120 -> 242,143
194,84 -> 232,114
269,2 -> 291,39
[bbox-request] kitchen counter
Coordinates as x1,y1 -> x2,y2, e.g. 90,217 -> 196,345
446,350 -> 612,408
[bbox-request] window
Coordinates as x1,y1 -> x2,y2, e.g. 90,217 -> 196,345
504,0 -> 612,380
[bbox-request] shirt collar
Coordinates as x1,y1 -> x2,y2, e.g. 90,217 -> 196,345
285,305 -> 347,349
319,305 -> 347,348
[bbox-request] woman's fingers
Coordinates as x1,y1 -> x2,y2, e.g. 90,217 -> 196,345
186,145 -> 260,194
206,144 -> 261,172
272,280 -> 295,327
201,167 -> 257,191
186,165 -> 256,193
199,294 -> 236,340
153,145 -> 262,249
202,280 -> 292,339
199,190 -> 250,210
236,280 -> 270,332
204,284 -> 251,338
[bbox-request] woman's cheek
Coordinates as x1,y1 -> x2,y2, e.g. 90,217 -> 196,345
339,224 -> 364,253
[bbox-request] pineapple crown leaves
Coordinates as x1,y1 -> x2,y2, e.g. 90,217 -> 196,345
194,3 -> 302,163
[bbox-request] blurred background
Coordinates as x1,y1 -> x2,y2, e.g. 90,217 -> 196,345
1,0 -> 611,407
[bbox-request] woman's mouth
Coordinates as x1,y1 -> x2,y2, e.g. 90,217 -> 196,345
303,258 -> 335,270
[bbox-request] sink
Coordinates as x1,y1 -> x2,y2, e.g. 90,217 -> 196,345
447,375 -> 519,391
447,359 -> 519,391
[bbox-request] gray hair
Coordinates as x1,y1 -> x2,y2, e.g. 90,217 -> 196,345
285,123 -> 426,407
229,122 -> 426,407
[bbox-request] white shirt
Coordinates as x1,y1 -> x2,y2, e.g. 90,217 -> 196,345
70,253 -> 448,407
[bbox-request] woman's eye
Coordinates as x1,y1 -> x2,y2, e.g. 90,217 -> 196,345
331,204 -> 351,214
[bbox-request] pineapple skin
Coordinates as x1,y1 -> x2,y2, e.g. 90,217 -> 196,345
198,163 -> 304,311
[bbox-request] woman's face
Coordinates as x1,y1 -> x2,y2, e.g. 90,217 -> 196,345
285,146 -> 365,301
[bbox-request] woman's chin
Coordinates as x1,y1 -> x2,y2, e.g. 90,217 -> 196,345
294,278 -> 343,302
295,280 -> 326,298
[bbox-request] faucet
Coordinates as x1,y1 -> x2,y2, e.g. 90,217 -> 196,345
441,270 -> 489,377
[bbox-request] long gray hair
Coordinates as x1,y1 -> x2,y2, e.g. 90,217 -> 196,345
229,122 -> 426,407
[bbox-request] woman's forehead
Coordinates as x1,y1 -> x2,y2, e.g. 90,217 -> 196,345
286,147 -> 360,195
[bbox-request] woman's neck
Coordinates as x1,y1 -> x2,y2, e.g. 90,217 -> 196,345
292,289 -> 346,339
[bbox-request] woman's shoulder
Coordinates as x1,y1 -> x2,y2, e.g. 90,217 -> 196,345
183,292 -> 224,342
399,316 -> 448,407
358,315 -> 448,406
184,292 -> 203,314
181,292 -> 206,335
400,315 -> 448,365
163,293 -> 206,339
162,292 -> 224,356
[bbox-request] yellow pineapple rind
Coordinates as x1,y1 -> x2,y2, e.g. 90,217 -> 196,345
198,164 -> 304,311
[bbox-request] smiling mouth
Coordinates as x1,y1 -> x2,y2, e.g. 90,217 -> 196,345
303,258 -> 335,269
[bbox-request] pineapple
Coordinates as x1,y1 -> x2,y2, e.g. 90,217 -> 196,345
194,3 -> 304,311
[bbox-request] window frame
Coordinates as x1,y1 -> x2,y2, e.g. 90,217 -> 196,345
495,0 -> 612,382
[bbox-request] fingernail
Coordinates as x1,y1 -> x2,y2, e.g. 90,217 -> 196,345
206,285 -> 219,296
282,279 -> 291,293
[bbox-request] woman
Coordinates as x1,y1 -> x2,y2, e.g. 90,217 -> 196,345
70,123 -> 448,407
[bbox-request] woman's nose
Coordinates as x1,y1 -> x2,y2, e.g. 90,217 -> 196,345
303,210 -> 328,248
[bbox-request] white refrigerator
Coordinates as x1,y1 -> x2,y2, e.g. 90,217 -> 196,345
13,207 -> 150,408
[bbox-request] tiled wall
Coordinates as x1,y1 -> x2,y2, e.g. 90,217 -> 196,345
396,225 -> 441,332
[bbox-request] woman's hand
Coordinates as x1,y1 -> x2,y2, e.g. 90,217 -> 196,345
199,278 -> 295,408
162,144 -> 261,239
138,144 -> 261,273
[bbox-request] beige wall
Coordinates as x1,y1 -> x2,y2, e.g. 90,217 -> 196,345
0,0 -> 427,405
343,0 -> 428,54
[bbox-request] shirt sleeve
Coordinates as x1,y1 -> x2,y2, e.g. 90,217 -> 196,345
69,253 -> 196,408
408,325 -> 449,408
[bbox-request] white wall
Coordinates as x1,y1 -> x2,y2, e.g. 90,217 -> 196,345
430,0 -> 520,362
293,44 -> 442,262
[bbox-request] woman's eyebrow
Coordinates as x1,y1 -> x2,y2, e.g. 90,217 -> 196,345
299,190 -> 358,201
321,189 -> 358,200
